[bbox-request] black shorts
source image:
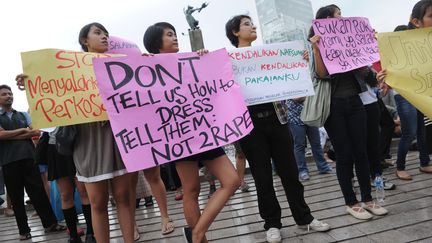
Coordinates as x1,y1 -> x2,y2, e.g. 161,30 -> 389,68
47,145 -> 76,181
174,147 -> 226,164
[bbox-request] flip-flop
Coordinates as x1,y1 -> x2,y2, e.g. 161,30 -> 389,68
19,233 -> 31,241
161,218 -> 175,235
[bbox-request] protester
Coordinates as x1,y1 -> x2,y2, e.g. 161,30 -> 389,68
377,0 -> 432,179
226,15 -> 330,243
143,22 -> 240,243
16,22 -> 135,243
310,5 -> 388,220
287,98 -> 333,181
0,84 -> 66,240
359,85 -> 396,190
45,128 -> 95,243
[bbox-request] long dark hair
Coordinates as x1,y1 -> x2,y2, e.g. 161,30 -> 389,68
78,22 -> 109,52
408,0 -> 432,29
308,4 -> 341,40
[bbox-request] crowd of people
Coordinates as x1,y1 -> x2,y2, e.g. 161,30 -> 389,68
1,0 -> 432,242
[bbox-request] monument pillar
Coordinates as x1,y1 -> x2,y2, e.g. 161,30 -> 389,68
188,29 -> 205,51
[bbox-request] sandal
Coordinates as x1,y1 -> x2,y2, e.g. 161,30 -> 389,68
161,218 -> 175,235
44,223 -> 67,233
19,232 -> 32,241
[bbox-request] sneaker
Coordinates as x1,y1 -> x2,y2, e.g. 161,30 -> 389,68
182,227 -> 192,243
372,180 -> 396,190
4,208 -> 14,217
298,219 -> 331,232
299,172 -> 310,181
266,228 -> 281,243
383,182 -> 396,190
238,181 -> 250,192
319,168 -> 334,174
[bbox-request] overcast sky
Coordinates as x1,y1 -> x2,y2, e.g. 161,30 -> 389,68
1,0 -> 418,110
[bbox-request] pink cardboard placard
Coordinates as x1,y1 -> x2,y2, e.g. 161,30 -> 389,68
108,36 -> 142,56
92,49 -> 253,172
312,17 -> 380,74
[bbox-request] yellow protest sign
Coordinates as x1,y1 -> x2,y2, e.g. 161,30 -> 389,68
377,27 -> 432,119
21,49 -> 114,129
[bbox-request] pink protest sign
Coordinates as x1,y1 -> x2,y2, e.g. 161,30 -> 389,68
312,17 -> 380,75
108,36 -> 142,56
92,49 -> 253,172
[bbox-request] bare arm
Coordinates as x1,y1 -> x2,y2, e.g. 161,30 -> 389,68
0,127 -> 28,140
12,130 -> 40,140
0,127 -> 40,140
310,35 -> 329,78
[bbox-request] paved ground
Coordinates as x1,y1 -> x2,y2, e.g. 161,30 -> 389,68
0,147 -> 431,242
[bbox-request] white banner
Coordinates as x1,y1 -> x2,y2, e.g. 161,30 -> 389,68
229,42 -> 315,106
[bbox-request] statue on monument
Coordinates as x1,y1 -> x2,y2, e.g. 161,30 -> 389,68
184,2 -> 209,30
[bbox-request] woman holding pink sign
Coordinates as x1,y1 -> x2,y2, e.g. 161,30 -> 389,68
309,5 -> 388,220
143,22 -> 240,243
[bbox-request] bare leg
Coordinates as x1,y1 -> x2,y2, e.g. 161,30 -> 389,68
84,181 -> 109,243
197,156 -> 239,242
177,156 -> 240,243
111,174 -> 134,243
175,161 -> 202,234
143,167 -> 172,227
75,179 -> 90,205
56,177 -> 74,209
